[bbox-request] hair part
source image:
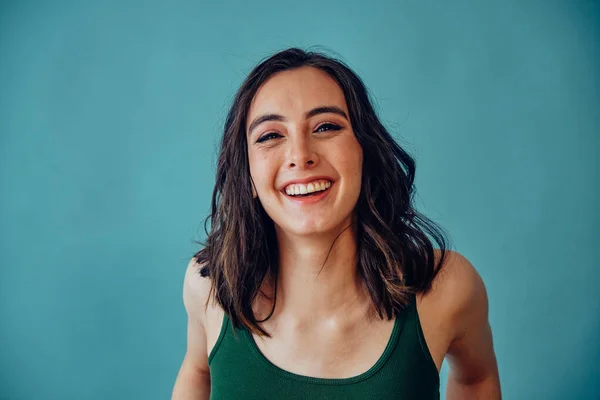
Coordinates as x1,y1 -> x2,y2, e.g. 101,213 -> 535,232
194,47 -> 451,336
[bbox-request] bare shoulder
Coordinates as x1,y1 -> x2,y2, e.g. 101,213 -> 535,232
183,257 -> 212,319
433,250 -> 486,304
183,257 -> 225,355
422,249 -> 488,331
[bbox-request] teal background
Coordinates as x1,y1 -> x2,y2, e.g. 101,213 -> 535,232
1,1 -> 598,399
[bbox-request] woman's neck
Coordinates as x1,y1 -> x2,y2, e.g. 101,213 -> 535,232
261,221 -> 370,322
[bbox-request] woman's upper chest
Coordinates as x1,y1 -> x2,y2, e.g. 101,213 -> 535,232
207,305 -> 452,379
206,299 -> 452,376
248,313 -> 396,379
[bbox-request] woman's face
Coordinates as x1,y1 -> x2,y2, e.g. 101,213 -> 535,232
246,66 -> 363,237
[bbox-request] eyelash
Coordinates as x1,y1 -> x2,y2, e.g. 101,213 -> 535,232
256,123 -> 342,143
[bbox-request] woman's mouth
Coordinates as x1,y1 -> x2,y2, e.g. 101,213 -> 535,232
284,180 -> 332,196
282,180 -> 333,203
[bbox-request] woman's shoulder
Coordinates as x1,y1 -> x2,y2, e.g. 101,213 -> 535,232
183,258 -> 224,322
418,249 -> 489,339
183,257 -> 212,313
443,250 -> 485,302
421,250 -> 487,316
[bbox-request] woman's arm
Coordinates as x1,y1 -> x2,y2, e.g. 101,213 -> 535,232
171,258 -> 212,400
443,253 -> 501,399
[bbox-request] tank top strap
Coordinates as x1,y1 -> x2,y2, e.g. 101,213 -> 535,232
208,312 -> 230,365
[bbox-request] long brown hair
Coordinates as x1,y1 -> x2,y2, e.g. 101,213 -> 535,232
194,47 -> 450,336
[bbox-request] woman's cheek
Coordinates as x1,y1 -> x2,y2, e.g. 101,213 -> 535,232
253,159 -> 277,195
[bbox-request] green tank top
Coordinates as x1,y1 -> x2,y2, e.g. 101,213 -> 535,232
208,295 -> 439,399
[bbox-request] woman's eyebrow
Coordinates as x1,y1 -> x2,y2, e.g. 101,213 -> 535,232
247,105 -> 349,135
248,114 -> 285,135
305,106 -> 348,121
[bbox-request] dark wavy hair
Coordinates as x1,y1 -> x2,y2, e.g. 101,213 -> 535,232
194,47 -> 450,336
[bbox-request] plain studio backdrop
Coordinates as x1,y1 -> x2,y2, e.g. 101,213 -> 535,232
1,1 -> 598,399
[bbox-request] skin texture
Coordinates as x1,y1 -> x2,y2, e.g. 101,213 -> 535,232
172,67 -> 501,399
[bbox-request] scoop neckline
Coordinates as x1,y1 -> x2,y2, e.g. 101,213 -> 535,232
242,303 -> 411,385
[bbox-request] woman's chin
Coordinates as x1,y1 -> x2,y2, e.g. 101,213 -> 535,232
275,219 -> 342,237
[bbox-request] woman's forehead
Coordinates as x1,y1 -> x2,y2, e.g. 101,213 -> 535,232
248,67 -> 348,120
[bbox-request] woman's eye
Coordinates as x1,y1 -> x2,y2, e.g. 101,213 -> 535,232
315,123 -> 342,133
256,132 -> 282,143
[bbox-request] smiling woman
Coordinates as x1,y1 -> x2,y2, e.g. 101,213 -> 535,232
171,48 -> 501,400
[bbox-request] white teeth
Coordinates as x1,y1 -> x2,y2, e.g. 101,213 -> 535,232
284,180 -> 332,196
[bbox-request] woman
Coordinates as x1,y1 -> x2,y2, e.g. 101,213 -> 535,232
172,48 -> 501,399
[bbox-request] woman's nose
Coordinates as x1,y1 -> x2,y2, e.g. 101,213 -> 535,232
286,133 -> 319,170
